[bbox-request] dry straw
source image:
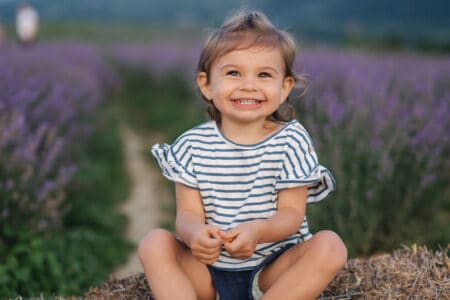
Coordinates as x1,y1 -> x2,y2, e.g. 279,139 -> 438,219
85,245 -> 449,299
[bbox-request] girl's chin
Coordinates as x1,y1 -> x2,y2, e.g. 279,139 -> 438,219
222,114 -> 267,125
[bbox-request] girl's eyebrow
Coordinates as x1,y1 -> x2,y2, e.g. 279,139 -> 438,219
220,64 -> 281,74
220,64 -> 239,70
260,66 -> 281,74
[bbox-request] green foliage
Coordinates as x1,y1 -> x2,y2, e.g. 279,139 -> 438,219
344,33 -> 450,54
64,109 -> 129,230
116,69 -> 205,140
0,110 -> 132,297
0,226 -> 130,297
316,129 -> 447,256
304,114 -> 450,257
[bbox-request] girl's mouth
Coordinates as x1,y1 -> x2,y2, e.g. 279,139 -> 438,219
232,98 -> 263,106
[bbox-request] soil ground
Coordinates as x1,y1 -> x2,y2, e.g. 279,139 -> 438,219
112,126 -> 172,279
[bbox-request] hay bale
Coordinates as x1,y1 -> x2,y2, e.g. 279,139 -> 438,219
85,245 -> 449,299
321,245 -> 449,299
86,273 -> 153,299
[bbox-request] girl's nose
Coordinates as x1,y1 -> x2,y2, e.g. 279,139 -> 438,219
240,76 -> 257,91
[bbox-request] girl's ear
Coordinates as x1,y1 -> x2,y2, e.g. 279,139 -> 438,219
197,72 -> 211,100
281,76 -> 295,104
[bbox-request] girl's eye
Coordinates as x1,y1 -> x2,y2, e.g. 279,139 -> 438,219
226,70 -> 240,77
259,72 -> 272,78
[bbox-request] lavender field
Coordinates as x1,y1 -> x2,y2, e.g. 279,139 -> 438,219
1,39 -> 449,296
1,42 -> 117,233
111,42 -> 450,255
295,48 -> 450,254
0,42 -> 127,296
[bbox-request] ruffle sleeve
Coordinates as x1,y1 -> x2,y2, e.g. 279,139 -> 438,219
275,125 -> 336,203
151,142 -> 198,188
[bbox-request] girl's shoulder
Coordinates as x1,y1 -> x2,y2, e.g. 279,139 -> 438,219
274,120 -> 316,151
172,121 -> 218,145
279,120 -> 311,139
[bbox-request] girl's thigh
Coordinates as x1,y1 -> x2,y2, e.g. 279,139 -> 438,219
140,229 -> 216,300
176,239 -> 217,299
257,230 -> 346,292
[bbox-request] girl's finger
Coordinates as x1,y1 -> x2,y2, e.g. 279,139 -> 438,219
207,226 -> 222,240
219,229 -> 239,243
194,251 -> 220,263
201,244 -> 221,255
201,235 -> 221,248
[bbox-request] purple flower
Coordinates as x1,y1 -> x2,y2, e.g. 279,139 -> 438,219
0,41 -> 118,232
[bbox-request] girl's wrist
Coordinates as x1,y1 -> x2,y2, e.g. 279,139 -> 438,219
251,219 -> 266,244
185,223 -> 204,247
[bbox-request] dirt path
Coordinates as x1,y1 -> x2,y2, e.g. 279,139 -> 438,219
113,126 -> 172,279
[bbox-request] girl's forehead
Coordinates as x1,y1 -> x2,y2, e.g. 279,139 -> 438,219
216,33 -> 281,56
229,44 -> 280,53
213,46 -> 284,67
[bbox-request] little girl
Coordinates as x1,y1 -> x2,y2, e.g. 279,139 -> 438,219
139,10 -> 347,300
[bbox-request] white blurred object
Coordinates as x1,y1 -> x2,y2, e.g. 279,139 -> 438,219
16,3 -> 39,43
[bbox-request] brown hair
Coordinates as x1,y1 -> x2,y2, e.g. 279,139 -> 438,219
196,9 -> 308,123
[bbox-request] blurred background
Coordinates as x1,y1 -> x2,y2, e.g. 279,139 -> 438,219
1,0 -> 450,49
0,0 -> 449,297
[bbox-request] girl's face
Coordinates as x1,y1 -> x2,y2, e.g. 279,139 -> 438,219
197,46 -> 294,126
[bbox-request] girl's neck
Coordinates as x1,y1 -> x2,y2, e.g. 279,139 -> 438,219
218,119 -> 282,145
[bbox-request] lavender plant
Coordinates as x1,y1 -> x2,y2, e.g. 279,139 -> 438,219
109,42 -> 199,76
295,48 -> 450,255
0,42 -> 118,234
0,41 -> 130,296
108,42 -> 203,136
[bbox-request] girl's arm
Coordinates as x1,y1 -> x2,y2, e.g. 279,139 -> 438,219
221,185 -> 307,259
175,182 -> 222,264
258,185 -> 308,243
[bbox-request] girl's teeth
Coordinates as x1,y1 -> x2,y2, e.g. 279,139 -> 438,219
238,99 -> 257,104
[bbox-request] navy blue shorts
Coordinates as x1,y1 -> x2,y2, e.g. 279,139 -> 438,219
207,244 -> 295,300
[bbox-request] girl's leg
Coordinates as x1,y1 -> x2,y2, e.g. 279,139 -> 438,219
138,228 -> 216,300
259,230 -> 347,300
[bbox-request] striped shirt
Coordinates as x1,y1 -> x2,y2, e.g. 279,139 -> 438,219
151,120 -> 335,270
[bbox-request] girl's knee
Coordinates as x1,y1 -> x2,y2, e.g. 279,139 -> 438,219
138,228 -> 176,262
313,230 -> 347,270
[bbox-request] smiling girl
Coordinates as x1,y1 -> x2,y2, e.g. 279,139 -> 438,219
139,10 -> 347,300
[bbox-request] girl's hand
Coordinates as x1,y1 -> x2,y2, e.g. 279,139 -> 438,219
220,221 -> 261,259
189,225 -> 222,265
